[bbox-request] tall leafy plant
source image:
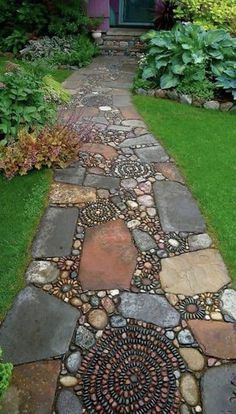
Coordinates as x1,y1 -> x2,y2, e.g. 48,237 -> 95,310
154,0 -> 176,30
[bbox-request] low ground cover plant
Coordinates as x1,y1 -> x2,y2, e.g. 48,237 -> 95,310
0,348 -> 12,400
137,23 -> 236,101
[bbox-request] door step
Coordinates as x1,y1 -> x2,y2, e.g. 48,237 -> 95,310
97,28 -> 147,57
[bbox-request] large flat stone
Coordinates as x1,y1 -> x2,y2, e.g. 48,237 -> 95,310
118,292 -> 180,327
80,143 -> 118,160
201,364 -> 236,414
120,134 -> 157,148
221,289 -> 236,321
0,286 -> 79,364
153,181 -> 205,232
79,219 -> 137,290
26,260 -> 60,285
49,183 -> 96,205
0,361 -> 60,414
56,390 -> 83,414
54,166 -> 86,185
135,145 -> 169,163
160,249 -> 230,295
84,174 -> 120,190
187,320 -> 236,359
32,207 -> 78,258
154,162 -> 185,184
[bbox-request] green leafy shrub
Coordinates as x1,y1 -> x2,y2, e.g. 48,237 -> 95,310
2,29 -> 28,53
21,35 -> 99,68
42,75 -> 71,103
0,349 -> 13,400
0,68 -> 56,145
140,24 -> 236,100
0,123 -> 89,178
175,0 -> 236,34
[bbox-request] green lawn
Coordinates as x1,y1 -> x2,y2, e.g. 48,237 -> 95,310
0,58 -> 71,318
134,96 -> 236,284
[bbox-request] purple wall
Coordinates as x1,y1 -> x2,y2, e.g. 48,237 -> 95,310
87,0 -> 110,31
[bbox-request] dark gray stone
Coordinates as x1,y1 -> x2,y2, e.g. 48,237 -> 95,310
153,181 -> 205,232
0,286 -> 79,365
32,207 -> 78,258
119,292 -> 180,327
132,229 -> 157,251
120,134 -> 157,148
110,315 -> 127,328
111,195 -> 126,211
65,351 -> 82,374
56,390 -> 82,414
135,145 -> 169,163
180,404 -> 192,414
54,166 -> 86,185
75,326 -> 95,350
84,174 -> 120,190
201,364 -> 236,414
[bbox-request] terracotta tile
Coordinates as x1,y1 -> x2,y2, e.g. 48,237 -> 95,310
0,360 -> 60,414
79,219 -> 137,290
187,320 -> 236,359
50,183 -> 96,205
80,143 -> 118,160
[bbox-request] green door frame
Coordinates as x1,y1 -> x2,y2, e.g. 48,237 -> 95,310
119,0 -> 154,26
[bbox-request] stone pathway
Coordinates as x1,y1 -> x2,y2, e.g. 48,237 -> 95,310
0,56 -> 236,414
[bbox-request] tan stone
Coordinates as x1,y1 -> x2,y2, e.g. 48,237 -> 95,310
80,143 -> 118,160
160,249 -> 229,295
59,376 -> 78,387
179,348 -> 205,371
88,309 -> 108,329
50,183 -> 96,205
180,373 -> 199,406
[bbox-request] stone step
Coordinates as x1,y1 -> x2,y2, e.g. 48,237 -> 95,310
106,28 -> 146,37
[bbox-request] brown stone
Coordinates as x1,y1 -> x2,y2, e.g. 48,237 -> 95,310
0,360 -> 60,414
120,106 -> 142,120
179,348 -> 205,371
50,183 -> 96,205
180,373 -> 199,406
187,320 -> 236,359
80,143 -> 118,160
154,162 -> 185,184
160,249 -> 230,295
101,297 -> 116,314
88,309 -> 108,329
79,219 -> 137,290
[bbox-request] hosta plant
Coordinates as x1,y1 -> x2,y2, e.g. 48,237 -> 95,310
0,349 -> 13,400
140,23 -> 236,99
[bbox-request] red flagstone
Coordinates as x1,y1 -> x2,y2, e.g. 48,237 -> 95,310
79,219 -> 137,290
187,320 -> 236,359
80,143 -> 118,160
120,106 -> 142,120
0,360 -> 60,414
154,162 -> 185,184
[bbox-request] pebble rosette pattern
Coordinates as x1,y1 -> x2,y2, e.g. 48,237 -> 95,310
113,160 -> 153,179
79,200 -> 120,227
80,320 -> 185,414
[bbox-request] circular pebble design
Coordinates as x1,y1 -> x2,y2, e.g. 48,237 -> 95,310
80,319 -> 185,413
113,160 -> 153,179
79,200 -> 120,227
178,297 -> 206,320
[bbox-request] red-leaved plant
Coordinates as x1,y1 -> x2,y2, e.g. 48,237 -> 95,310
154,0 -> 176,30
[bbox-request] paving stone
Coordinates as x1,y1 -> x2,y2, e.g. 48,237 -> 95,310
54,165 -> 86,185
187,320 -> 236,359
221,289 -> 236,321
160,249 -> 230,295
132,228 -> 157,251
107,124 -> 132,132
0,360 -> 60,414
180,373 -> 199,406
80,143 -> 118,160
32,207 -> 78,258
65,351 -> 82,374
75,326 -> 95,350
56,390 -> 83,414
121,178 -> 137,189
179,348 -> 205,371
0,286 -> 79,364
79,219 -> 137,290
119,292 -> 180,327
154,162 -> 185,184
88,309 -> 108,329
26,260 -> 60,285
49,183 -> 96,205
120,106 -> 142,119
122,120 -> 146,128
135,145 -> 169,163
120,134 -> 157,148
201,364 -> 236,414
113,95 -> 132,107
153,181 -> 205,232
188,233 -> 212,251
84,174 -> 120,190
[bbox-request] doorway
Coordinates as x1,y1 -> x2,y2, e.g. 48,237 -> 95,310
119,0 -> 155,25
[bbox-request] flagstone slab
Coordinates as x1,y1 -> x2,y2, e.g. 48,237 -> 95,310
0,360 -> 60,414
135,145 -> 169,163
26,260 -> 60,285
132,228 -> 157,251
119,292 -> 180,327
153,181 -> 205,232
0,286 -> 79,364
120,106 -> 142,119
160,249 -> 230,295
84,174 -> 120,190
54,165 -> 86,185
49,183 -> 96,205
120,134 -> 157,148
187,320 -> 236,359
221,289 -> 236,321
80,143 -> 118,160
79,219 -> 137,290
56,390 -> 83,414
154,162 -> 185,184
32,207 -> 78,258
201,364 -> 236,414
